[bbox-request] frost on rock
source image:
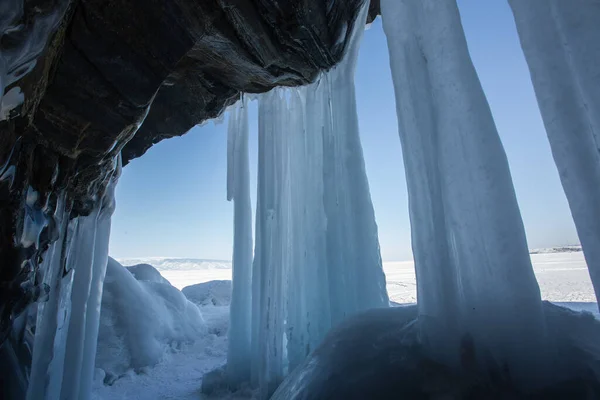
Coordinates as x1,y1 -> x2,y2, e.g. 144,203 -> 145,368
226,97 -> 254,383
231,2 -> 388,397
381,0 -> 548,385
508,0 -> 600,310
26,157 -> 120,400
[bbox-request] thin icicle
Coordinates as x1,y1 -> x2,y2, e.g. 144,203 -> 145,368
226,97 -> 254,384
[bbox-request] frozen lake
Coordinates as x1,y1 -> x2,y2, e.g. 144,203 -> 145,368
160,251 -> 595,304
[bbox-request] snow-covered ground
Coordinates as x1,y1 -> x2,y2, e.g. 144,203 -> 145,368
94,251 -> 596,400
148,251 -> 594,304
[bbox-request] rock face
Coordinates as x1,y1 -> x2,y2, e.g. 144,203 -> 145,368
0,0 -> 377,343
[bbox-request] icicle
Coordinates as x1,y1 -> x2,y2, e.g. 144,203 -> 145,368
508,0 -> 600,310
381,0 -> 548,384
246,2 -> 388,396
27,156 -> 120,400
252,89 -> 289,397
321,3 -> 389,323
226,97 -> 254,384
59,214 -> 99,400
76,159 -> 119,400
26,194 -> 73,400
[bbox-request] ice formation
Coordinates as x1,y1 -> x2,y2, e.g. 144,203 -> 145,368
226,98 -> 254,383
26,158 -> 120,400
237,2 -> 388,397
380,0 -> 547,383
508,0 -> 600,309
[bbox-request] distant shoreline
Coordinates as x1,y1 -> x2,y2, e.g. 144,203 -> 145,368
117,246 -> 584,271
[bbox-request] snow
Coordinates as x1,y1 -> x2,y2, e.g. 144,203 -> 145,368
156,252 -> 597,307
91,251 -> 597,400
95,258 -> 206,380
381,0 -> 547,382
226,98 -> 254,383
126,264 -> 172,285
182,281 -> 232,307
508,0 -> 600,307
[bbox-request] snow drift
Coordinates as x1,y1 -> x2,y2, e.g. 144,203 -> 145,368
126,264 -> 172,285
182,280 -> 232,307
96,258 -> 206,380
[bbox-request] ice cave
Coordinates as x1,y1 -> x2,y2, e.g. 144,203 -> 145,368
1,0 -> 600,399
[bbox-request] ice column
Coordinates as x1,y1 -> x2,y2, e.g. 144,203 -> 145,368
508,0 -> 600,308
248,2 -> 388,395
251,89 -> 292,397
226,99 -> 254,383
321,3 -> 389,323
381,0 -> 546,380
26,158 -> 120,400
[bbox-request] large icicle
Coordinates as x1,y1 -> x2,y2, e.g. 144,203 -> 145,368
226,98 -> 254,384
508,0 -> 600,309
26,158 -> 120,400
247,2 -> 388,396
381,0 -> 547,383
26,194 -> 73,400
321,4 -> 388,322
251,89 -> 290,397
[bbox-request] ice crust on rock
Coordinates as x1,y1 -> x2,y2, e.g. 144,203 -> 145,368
508,0 -> 600,310
381,0 -> 548,385
272,303 -> 600,399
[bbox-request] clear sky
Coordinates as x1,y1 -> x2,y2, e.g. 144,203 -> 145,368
109,0 -> 579,261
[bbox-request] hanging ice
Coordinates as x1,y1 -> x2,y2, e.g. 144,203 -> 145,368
244,2 -> 388,397
508,0 -> 600,309
226,98 -> 254,383
381,0 -> 547,383
26,157 -> 120,400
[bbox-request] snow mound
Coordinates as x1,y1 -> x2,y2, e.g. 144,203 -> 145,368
96,258 -> 207,380
126,263 -> 171,285
182,280 -> 232,307
272,303 -> 600,399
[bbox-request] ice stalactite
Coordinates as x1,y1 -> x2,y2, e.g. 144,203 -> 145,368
26,157 -> 120,400
508,0 -> 600,309
26,194 -> 72,400
381,0 -> 547,384
251,88 -> 291,397
245,2 -> 388,397
226,98 -> 254,384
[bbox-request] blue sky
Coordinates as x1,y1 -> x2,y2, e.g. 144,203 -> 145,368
109,0 -> 579,261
